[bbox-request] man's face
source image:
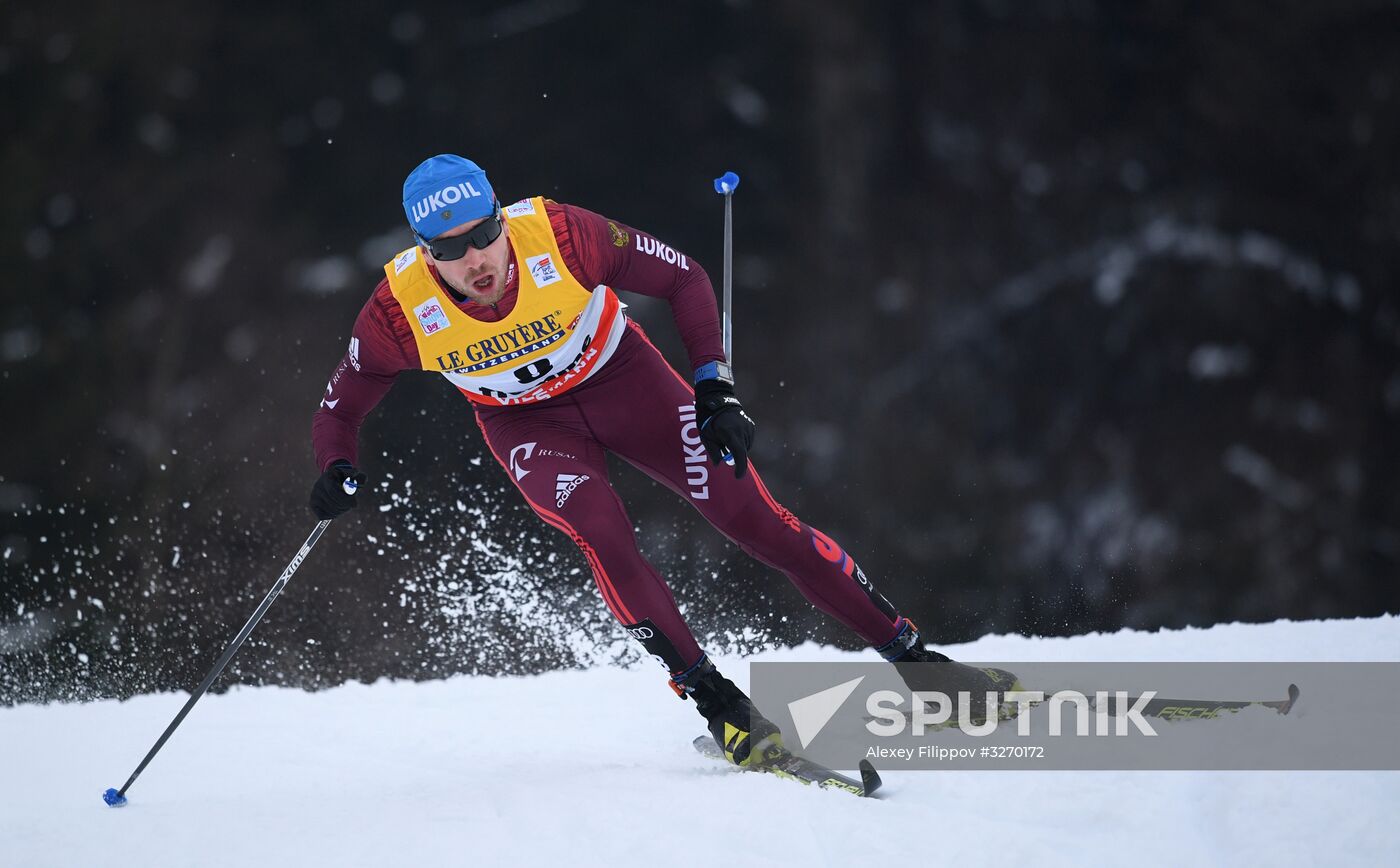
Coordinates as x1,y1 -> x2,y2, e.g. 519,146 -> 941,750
423,215 -> 511,305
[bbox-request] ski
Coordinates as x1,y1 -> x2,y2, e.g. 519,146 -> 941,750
864,683 -> 1300,727
693,735 -> 883,798
1098,683 -> 1301,721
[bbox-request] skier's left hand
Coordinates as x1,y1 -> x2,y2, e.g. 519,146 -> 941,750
694,378 -> 755,479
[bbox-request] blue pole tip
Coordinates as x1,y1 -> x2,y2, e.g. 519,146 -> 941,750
713,171 -> 740,195
103,788 -> 128,807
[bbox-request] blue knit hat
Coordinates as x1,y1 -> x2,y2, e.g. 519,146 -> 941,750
402,155 -> 496,239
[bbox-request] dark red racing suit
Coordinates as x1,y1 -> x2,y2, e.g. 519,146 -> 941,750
312,201 -> 909,676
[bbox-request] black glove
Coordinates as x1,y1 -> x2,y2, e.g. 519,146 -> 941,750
309,461 -> 367,520
694,378 -> 755,479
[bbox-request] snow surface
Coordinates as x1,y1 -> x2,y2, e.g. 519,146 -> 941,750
2,616 -> 1397,867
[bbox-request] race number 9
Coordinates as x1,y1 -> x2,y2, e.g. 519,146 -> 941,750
513,358 -> 554,384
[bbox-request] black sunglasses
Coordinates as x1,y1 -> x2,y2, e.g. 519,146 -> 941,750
418,205 -> 503,261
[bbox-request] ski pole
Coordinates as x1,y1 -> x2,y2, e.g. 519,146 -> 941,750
713,171 -> 739,369
712,170 -> 740,465
103,484 -> 355,808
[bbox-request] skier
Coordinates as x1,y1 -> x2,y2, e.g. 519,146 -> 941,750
309,155 -> 1012,766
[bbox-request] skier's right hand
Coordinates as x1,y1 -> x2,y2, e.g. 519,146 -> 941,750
309,461 -> 367,519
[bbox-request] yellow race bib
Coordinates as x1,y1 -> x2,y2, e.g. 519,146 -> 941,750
383,197 -> 627,405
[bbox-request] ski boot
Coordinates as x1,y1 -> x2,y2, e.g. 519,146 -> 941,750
671,655 -> 785,767
877,619 -> 1025,726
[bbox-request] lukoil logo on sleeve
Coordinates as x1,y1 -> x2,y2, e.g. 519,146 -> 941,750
635,234 -> 690,270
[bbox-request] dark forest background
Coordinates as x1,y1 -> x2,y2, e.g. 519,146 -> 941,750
3,1 -> 1398,704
